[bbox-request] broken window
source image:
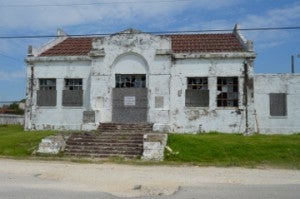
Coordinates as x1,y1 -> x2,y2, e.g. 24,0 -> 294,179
115,74 -> 146,88
269,93 -> 287,116
62,78 -> 83,106
65,79 -> 82,90
217,77 -> 238,107
39,79 -> 56,90
37,79 -> 57,106
185,77 -> 209,107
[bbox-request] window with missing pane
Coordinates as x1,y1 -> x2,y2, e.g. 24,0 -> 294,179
115,74 -> 146,88
217,77 -> 238,107
39,79 -> 56,90
37,79 -> 56,106
65,79 -> 82,90
185,77 -> 209,107
63,79 -> 83,106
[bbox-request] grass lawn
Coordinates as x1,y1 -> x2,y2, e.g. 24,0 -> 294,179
0,125 -> 56,158
165,133 -> 300,169
1,125 -> 300,169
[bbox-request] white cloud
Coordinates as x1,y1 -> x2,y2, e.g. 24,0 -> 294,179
0,0 -> 239,32
240,2 -> 300,49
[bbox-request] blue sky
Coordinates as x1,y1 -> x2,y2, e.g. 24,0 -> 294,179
0,0 -> 300,101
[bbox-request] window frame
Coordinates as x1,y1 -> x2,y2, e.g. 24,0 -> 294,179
37,78 -> 57,107
39,78 -> 56,90
65,78 -> 83,91
62,78 -> 83,107
115,74 -> 146,88
185,77 -> 209,107
217,77 -> 239,107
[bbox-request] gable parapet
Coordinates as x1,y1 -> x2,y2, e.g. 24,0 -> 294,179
30,29 -> 69,57
233,23 -> 254,52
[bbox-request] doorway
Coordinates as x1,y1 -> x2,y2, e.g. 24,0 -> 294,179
112,74 -> 148,123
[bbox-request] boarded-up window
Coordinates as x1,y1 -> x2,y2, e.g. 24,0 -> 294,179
37,79 -> 56,106
270,93 -> 287,116
186,77 -> 209,107
217,77 -> 238,107
62,79 -> 83,106
37,90 -> 57,106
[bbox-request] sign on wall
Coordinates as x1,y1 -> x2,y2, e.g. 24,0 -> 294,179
124,96 -> 136,106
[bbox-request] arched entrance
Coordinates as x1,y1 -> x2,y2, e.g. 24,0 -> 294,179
112,53 -> 148,123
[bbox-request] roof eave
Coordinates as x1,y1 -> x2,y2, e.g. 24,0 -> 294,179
26,55 -> 91,63
172,52 -> 256,59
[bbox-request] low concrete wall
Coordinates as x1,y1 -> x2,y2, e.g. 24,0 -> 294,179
0,114 -> 24,125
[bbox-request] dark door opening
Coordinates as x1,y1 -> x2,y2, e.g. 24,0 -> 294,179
112,74 -> 148,123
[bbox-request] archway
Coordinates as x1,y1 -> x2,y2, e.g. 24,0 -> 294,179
111,53 -> 149,123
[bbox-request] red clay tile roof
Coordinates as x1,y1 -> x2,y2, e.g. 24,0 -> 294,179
170,33 -> 244,53
39,33 -> 245,56
39,37 -> 94,56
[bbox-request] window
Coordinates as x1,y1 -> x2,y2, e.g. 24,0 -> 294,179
37,79 -> 57,106
185,77 -> 209,107
115,74 -> 146,88
269,93 -> 287,116
217,77 -> 238,107
62,79 -> 83,106
65,79 -> 82,90
39,79 -> 56,90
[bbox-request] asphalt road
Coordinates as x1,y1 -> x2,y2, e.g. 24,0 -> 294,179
1,183 -> 300,199
1,159 -> 300,199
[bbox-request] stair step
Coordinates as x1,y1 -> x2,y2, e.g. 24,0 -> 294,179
98,123 -> 153,132
65,152 -> 141,158
65,130 -> 145,159
66,142 -> 142,147
65,149 -> 142,154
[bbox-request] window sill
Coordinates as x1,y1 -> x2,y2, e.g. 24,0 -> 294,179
36,106 -> 57,109
62,106 -> 84,109
185,106 -> 209,109
269,116 -> 287,119
215,107 -> 240,110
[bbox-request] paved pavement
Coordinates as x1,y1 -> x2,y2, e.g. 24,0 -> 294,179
1,159 -> 300,198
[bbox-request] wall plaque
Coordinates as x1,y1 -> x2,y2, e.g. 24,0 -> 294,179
124,96 -> 136,106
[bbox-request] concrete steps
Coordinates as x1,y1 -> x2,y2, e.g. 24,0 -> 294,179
98,123 -> 153,132
65,123 -> 152,158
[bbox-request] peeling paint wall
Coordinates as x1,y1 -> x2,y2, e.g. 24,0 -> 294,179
25,61 -> 92,130
254,74 -> 300,134
25,31 -> 257,133
89,32 -> 172,130
169,58 -> 254,133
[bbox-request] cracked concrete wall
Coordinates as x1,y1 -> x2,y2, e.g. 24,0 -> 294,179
254,74 -> 300,134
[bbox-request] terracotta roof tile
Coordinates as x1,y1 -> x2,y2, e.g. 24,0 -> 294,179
38,33 -> 245,56
39,37 -> 94,56
170,33 -> 245,53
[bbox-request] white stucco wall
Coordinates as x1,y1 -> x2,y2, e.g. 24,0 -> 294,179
25,60 -> 92,130
254,74 -> 300,134
25,31 -> 257,133
89,33 -> 172,129
169,58 -> 251,133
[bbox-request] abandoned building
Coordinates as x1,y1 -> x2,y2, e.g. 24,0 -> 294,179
25,24 -> 300,134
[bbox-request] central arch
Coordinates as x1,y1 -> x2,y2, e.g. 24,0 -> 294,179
111,53 -> 149,123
